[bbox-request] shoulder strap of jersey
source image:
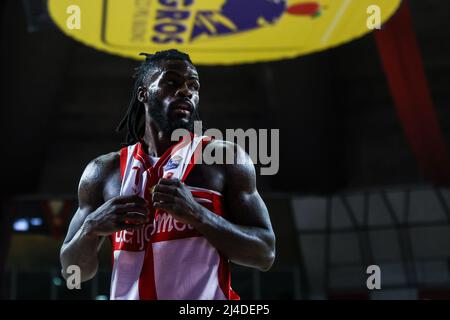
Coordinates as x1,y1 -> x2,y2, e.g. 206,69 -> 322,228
181,136 -> 213,181
162,135 -> 212,181
119,146 -> 128,180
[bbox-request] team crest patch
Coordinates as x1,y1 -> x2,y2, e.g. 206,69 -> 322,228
164,155 -> 183,171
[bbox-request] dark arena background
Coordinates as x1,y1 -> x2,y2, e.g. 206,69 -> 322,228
1,0 -> 450,301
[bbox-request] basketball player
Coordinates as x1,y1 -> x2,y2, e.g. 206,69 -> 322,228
60,49 -> 275,300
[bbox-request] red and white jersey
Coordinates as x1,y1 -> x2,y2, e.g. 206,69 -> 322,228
110,135 -> 240,300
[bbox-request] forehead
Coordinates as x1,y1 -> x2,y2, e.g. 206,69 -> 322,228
158,59 -> 198,77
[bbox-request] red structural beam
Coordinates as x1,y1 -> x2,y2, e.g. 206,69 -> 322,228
375,0 -> 450,186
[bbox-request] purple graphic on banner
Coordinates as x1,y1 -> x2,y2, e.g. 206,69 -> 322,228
191,0 -> 287,40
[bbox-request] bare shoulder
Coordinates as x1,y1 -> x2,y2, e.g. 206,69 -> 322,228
206,139 -> 250,162
80,151 -> 120,184
207,139 -> 256,192
78,151 -> 121,207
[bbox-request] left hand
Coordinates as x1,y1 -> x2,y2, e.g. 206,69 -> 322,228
152,178 -> 202,225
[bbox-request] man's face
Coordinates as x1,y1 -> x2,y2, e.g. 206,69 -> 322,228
140,59 -> 200,135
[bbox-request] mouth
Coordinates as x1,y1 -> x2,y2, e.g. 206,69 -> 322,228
170,100 -> 193,117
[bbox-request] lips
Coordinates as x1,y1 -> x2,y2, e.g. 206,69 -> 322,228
170,100 -> 193,116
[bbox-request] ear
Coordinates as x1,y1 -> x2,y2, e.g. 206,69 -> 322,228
137,86 -> 148,103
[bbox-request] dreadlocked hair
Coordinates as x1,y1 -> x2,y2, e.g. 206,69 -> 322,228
116,49 -> 194,146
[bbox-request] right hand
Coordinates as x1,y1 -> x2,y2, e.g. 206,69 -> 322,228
83,195 -> 149,237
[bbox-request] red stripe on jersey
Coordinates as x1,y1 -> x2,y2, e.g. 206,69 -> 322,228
181,137 -> 212,182
139,243 -> 158,299
135,142 -> 152,170
120,147 -> 128,180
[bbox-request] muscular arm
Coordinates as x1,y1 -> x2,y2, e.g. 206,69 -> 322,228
153,142 -> 276,271
60,156 -> 110,282
196,157 -> 275,271
60,153 -> 148,282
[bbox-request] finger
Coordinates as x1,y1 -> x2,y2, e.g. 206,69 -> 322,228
121,213 -> 148,225
122,202 -> 149,210
154,202 -> 183,216
114,195 -> 149,205
116,222 -> 145,230
158,178 -> 181,186
123,218 -> 147,225
153,184 -> 177,195
153,201 -> 175,212
152,192 -> 175,204
115,204 -> 148,215
125,212 -> 148,222
116,204 -> 148,215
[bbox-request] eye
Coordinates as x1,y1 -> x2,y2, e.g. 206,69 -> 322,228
188,81 -> 200,91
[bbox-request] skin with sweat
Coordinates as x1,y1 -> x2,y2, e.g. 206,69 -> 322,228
60,59 -> 276,282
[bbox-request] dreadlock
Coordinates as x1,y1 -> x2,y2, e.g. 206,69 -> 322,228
116,49 -> 194,146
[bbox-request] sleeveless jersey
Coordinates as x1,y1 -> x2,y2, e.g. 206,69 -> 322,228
110,135 -> 240,300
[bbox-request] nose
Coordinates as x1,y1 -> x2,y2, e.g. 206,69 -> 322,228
175,83 -> 193,99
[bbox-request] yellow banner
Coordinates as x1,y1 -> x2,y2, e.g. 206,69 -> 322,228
48,0 -> 401,65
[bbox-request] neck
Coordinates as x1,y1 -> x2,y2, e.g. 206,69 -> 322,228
142,121 -> 174,157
